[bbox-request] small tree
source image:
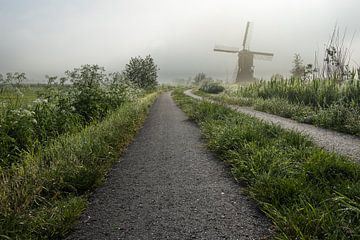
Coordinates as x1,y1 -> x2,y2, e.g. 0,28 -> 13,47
193,72 -> 207,85
291,54 -> 305,79
124,55 -> 158,89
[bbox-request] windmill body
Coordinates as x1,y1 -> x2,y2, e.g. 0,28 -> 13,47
237,50 -> 254,81
214,22 -> 274,83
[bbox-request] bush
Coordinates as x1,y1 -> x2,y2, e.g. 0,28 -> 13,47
124,55 -> 158,89
199,81 -> 224,94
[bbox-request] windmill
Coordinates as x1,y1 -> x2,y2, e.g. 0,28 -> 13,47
214,22 -> 274,82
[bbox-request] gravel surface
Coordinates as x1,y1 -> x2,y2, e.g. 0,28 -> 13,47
66,93 -> 272,240
184,90 -> 360,162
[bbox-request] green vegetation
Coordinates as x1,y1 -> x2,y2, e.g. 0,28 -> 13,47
172,90 -> 360,240
199,81 -> 225,94
202,78 -> 360,136
124,55 -> 158,89
0,65 -> 144,167
0,57 -> 159,239
0,93 -> 157,239
193,72 -> 207,85
190,72 -> 225,94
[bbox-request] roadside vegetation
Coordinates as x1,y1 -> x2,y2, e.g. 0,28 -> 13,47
200,78 -> 360,136
199,81 -> 224,94
0,56 -> 158,239
172,89 -> 360,239
191,72 -> 225,94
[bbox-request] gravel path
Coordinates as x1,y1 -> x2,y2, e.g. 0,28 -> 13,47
66,93 -> 272,240
184,90 -> 360,162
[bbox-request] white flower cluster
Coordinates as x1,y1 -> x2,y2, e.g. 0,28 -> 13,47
10,108 -> 35,117
9,108 -> 37,124
33,98 -> 48,104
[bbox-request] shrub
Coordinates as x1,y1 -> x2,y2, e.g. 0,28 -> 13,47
66,65 -> 113,123
124,55 -> 158,89
199,81 -> 225,94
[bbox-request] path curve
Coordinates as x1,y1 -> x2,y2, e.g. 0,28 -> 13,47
66,93 -> 272,240
184,89 -> 360,162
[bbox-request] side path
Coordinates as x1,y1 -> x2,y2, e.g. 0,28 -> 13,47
66,93 -> 271,240
184,90 -> 360,162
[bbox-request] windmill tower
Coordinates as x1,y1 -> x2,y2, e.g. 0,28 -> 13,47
214,22 -> 274,82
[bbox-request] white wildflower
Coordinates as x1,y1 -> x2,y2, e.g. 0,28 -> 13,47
33,98 -> 48,104
22,109 -> 33,116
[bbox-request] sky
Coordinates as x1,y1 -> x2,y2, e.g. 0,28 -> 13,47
0,0 -> 360,83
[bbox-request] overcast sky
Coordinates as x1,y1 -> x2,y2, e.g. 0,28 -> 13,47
1,0 -> 360,82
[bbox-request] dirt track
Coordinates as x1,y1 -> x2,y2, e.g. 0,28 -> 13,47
66,93 -> 271,240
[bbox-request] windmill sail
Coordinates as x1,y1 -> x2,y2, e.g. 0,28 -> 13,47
242,22 -> 253,50
214,45 -> 239,53
251,51 -> 274,61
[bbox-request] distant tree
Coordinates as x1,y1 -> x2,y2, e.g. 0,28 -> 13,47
124,55 -> 158,89
193,72 -> 207,85
291,54 -> 305,79
4,72 -> 26,86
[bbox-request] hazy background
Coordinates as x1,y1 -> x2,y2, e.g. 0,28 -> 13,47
0,0 -> 359,83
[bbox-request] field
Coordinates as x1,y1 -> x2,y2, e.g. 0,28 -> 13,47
173,89 -> 360,239
0,63 -> 159,239
198,78 -> 360,136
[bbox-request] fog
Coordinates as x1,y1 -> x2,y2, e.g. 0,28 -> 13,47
0,0 -> 360,83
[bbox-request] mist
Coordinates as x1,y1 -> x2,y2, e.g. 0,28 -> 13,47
1,0 -> 359,83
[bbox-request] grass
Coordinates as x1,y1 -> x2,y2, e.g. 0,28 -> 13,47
0,92 -> 158,239
198,78 -> 360,136
172,89 -> 360,239
0,86 -> 40,110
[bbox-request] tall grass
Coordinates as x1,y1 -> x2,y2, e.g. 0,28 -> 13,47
238,78 -> 360,107
205,78 -> 360,136
0,93 -> 157,239
173,90 -> 360,239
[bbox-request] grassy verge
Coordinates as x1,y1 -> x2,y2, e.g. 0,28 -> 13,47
173,89 -> 360,239
0,92 -> 158,239
196,79 -> 360,137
